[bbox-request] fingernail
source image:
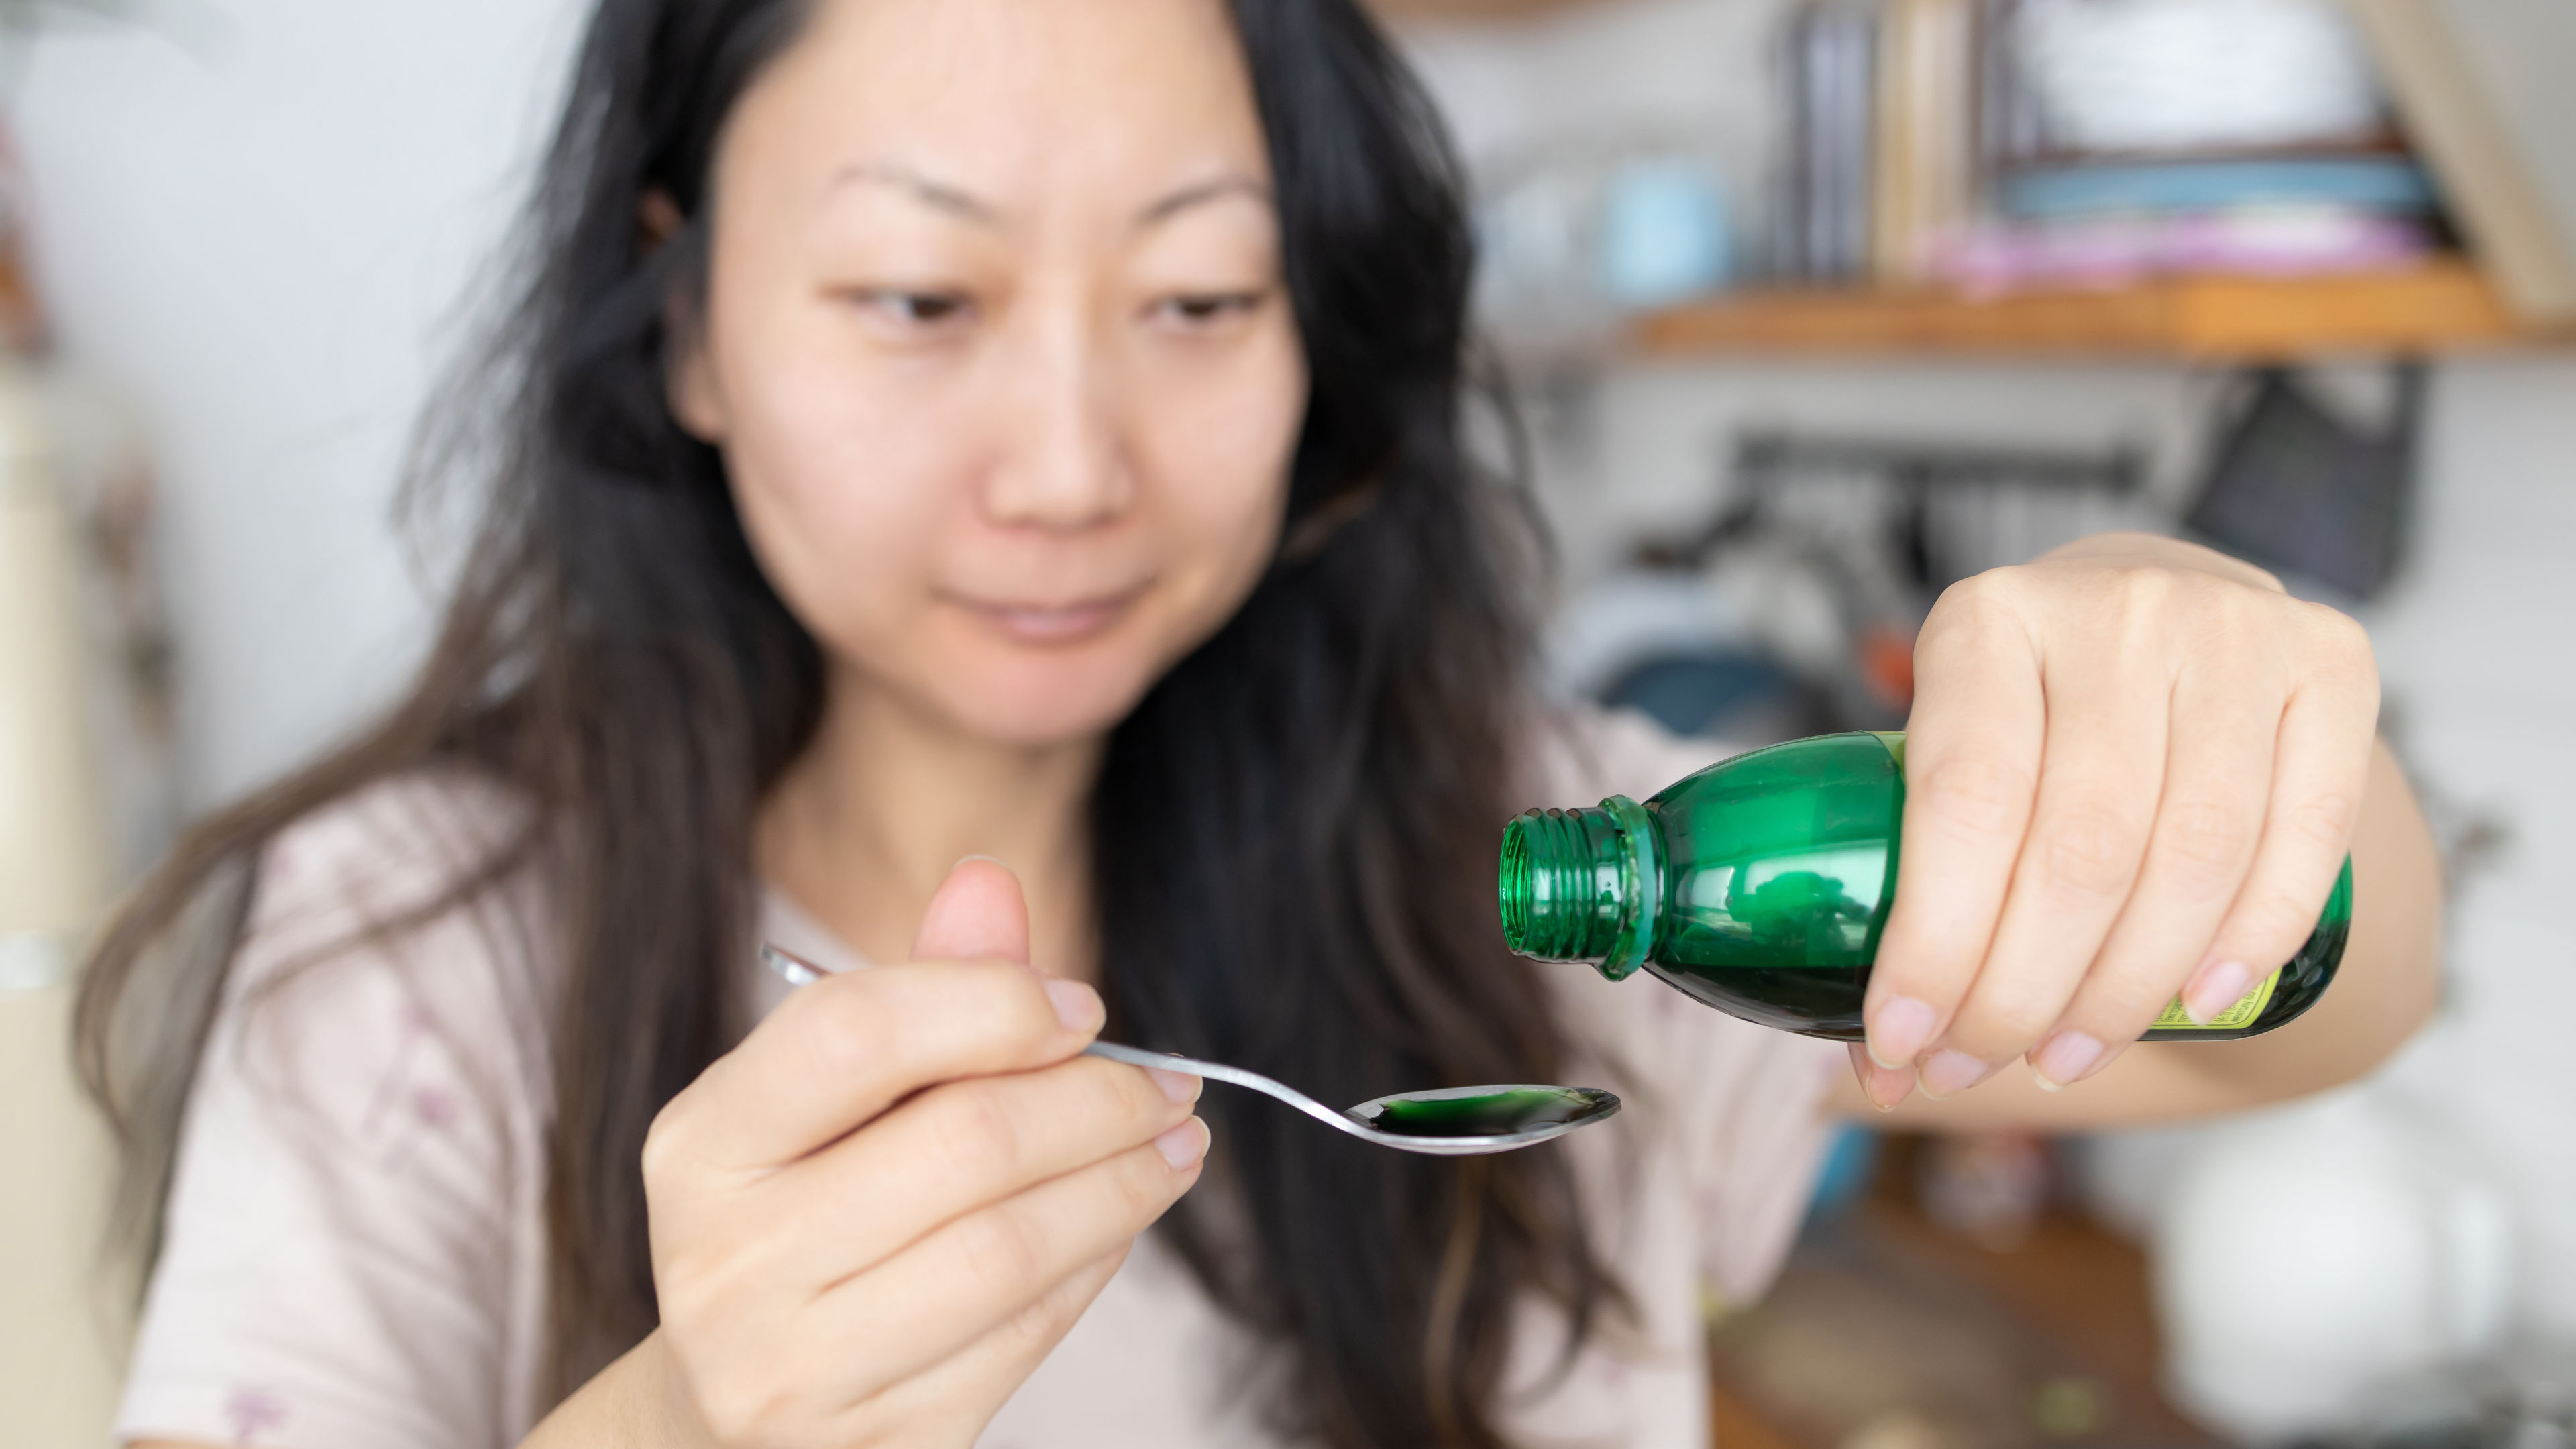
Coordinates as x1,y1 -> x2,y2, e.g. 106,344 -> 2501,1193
1848,1043 -> 1915,1113
955,854 -> 1006,867
1918,1049 -> 1994,1099
2184,959 -> 2254,1027
1867,995 -> 1937,1070
1043,977 -> 1102,1033
1146,1066 -> 1201,1105
2029,1032 -> 2104,1093
1155,1117 -> 1209,1170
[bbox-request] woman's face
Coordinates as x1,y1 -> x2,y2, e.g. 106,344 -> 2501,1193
673,0 -> 1307,747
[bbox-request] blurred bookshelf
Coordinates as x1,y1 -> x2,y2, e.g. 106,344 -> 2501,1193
1387,0 -> 2576,365
1627,258 -> 2563,362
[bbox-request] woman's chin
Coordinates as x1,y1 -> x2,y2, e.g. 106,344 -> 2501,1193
922,652 -> 1165,749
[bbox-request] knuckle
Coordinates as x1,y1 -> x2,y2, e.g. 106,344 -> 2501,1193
639,1099 -> 691,1188
2233,892 -> 2322,963
1937,567 -> 2010,611
2306,600 -> 2373,655
806,981 -> 898,1076
952,1206 -> 1044,1293
2034,799 -> 2146,898
2303,604 -> 2382,684
1109,1138 -> 1185,1216
1073,1059 -> 1155,1133
2287,790 -> 2361,851
1915,753 -> 2035,841
2111,562 -> 2180,616
1924,571 -> 2025,642
928,1085 -> 1028,1185
959,960 -> 1060,1044
2155,799 -> 2257,881
993,1289 -> 1071,1360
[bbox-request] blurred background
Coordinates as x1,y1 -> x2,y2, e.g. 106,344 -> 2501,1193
2,0 -> 2571,1445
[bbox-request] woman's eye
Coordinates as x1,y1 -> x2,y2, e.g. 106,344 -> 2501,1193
1152,292 -> 1265,329
847,288 -> 976,331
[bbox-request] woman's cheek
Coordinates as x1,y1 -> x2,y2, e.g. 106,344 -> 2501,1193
1149,335 -> 1306,600
727,391 -> 959,655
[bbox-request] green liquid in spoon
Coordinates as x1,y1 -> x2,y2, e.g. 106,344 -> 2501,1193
1356,1086 -> 1619,1140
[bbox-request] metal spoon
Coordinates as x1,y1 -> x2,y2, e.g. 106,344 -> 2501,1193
760,945 -> 1620,1157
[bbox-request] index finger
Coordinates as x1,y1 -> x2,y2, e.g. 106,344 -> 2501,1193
652,958 -> 1104,1174
1866,580 -> 2046,1075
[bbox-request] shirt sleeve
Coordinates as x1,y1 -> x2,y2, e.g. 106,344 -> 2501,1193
115,780 -> 551,1449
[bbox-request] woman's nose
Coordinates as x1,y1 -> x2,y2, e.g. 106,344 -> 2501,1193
980,311 -> 1134,532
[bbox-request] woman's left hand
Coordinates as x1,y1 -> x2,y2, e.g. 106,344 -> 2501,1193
1855,532 -> 2381,1108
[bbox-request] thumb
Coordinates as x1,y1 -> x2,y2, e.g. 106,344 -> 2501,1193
910,856 -> 1033,965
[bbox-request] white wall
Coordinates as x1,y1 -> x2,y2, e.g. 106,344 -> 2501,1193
13,0 -> 584,808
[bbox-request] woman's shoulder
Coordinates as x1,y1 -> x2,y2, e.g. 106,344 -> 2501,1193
221,765 -> 559,1116
1517,700 -> 1743,810
127,769 -> 558,1449
249,766 -> 536,938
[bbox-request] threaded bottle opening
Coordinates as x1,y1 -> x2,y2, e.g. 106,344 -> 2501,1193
1499,823 -> 1538,950
1497,807 -> 1631,963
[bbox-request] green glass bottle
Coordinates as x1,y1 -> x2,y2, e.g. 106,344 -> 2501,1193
1498,731 -> 2351,1042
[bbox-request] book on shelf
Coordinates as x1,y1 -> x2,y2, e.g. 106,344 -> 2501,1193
1774,0 -> 1880,284
1870,0 -> 1978,284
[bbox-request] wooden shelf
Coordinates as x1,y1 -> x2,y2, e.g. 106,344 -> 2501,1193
1629,260 -> 2559,362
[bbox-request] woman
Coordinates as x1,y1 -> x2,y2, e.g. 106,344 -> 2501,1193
80,0 -> 2442,1446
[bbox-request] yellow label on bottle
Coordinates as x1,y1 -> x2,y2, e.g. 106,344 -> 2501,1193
2152,967 -> 2280,1031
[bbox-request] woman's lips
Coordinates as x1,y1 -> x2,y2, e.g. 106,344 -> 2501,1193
947,585 -> 1148,644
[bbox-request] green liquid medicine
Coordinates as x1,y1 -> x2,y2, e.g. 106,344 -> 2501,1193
1356,1086 -> 1620,1140
1499,731 -> 2351,1043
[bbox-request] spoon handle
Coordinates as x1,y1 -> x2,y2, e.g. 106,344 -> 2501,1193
761,946 -> 1377,1144
1081,1041 -> 1376,1143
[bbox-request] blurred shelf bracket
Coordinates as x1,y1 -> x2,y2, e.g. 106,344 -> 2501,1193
1644,428 -> 2149,578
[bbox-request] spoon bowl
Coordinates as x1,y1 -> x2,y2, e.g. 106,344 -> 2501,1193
1081,1040 -> 1619,1155
761,945 -> 1620,1155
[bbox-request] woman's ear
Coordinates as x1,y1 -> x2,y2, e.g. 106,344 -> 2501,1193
641,189 -> 729,443
638,188 -> 685,251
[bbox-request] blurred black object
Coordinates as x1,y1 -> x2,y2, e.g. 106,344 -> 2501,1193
1647,429 -> 2147,591
2186,364 -> 2426,600
1597,428 -> 2149,739
1600,649 -> 1834,744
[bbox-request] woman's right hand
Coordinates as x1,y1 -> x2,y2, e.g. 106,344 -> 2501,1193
531,859 -> 1208,1449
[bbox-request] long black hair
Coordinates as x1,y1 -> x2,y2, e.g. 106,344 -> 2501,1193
77,3 -> 1623,1445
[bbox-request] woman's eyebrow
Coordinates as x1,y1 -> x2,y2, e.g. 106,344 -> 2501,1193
1136,174 -> 1273,229
825,160 -> 1002,226
820,162 -> 1268,231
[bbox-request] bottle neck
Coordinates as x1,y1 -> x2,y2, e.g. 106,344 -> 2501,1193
1497,796 -> 1661,979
